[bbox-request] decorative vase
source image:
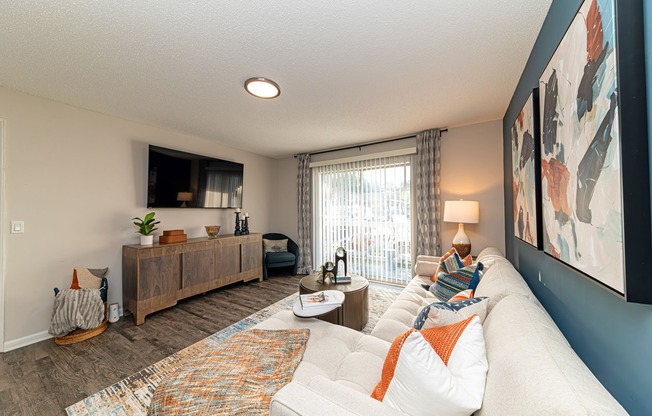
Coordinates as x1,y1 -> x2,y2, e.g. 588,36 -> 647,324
205,225 -> 221,239
140,234 -> 154,245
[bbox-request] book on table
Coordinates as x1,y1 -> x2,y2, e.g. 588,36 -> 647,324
334,275 -> 352,283
299,292 -> 340,309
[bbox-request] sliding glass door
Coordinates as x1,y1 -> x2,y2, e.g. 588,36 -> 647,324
312,155 -> 412,285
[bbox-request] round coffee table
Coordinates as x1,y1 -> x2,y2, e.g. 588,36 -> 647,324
299,273 -> 369,330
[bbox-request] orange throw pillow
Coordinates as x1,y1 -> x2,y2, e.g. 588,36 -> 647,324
370,315 -> 487,415
449,289 -> 475,301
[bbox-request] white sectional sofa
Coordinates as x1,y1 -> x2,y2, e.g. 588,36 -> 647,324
255,247 -> 627,415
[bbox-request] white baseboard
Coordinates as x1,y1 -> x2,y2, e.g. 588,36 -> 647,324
2,307 -> 125,352
3,330 -> 52,352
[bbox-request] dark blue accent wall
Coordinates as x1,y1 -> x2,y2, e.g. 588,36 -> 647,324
503,1 -> 652,414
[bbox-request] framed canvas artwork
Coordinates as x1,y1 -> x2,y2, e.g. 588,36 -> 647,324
511,90 -> 541,248
538,0 -> 651,302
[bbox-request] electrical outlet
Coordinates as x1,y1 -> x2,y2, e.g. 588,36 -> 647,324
11,221 -> 25,234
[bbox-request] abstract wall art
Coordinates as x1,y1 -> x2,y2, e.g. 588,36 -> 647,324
538,0 -> 651,300
511,91 -> 541,248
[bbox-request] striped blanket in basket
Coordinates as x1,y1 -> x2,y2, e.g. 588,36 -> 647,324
148,328 -> 310,416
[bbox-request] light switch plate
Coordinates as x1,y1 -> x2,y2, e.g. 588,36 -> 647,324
11,221 -> 24,234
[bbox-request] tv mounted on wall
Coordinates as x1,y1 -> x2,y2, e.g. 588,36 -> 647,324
147,145 -> 244,208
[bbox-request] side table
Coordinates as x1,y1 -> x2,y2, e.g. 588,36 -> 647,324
293,290 -> 345,324
299,273 -> 369,330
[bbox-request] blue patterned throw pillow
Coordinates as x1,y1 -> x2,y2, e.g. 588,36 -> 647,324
439,249 -> 466,274
430,262 -> 484,302
413,297 -> 489,330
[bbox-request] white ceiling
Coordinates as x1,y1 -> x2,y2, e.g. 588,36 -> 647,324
0,1 -> 551,159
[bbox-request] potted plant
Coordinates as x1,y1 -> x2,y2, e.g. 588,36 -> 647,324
132,212 -> 160,245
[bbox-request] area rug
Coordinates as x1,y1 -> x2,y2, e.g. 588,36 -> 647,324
65,283 -> 401,416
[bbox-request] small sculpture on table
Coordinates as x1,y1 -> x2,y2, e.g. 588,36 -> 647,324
334,247 -> 350,283
321,261 -> 336,284
321,247 -> 350,284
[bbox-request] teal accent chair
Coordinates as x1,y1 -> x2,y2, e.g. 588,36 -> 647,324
263,233 -> 299,278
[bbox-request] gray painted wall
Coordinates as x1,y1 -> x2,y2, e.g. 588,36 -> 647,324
502,1 -> 652,414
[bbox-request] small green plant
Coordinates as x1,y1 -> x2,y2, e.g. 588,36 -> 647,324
132,212 -> 160,236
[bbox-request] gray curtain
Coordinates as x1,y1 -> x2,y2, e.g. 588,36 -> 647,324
296,154 -> 313,274
415,129 -> 442,256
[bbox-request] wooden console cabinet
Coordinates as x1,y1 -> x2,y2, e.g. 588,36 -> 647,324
122,233 -> 263,325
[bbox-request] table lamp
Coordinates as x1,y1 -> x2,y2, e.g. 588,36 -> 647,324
177,192 -> 193,208
443,200 -> 480,258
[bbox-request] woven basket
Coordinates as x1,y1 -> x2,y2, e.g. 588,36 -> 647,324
55,316 -> 107,345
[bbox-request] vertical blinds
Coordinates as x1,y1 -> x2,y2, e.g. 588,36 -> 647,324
312,155 -> 412,285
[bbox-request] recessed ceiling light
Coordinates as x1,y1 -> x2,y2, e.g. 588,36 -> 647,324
244,77 -> 281,99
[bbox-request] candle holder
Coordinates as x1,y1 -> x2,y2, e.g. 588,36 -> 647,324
234,211 -> 241,235
243,216 -> 250,234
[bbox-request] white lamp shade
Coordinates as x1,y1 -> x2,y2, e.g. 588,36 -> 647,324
177,192 -> 193,202
443,200 -> 480,224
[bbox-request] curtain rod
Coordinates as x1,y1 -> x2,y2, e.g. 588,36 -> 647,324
294,129 -> 448,158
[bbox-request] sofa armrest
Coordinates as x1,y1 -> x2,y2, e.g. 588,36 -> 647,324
413,255 -> 440,277
416,254 -> 441,263
271,379 -> 407,416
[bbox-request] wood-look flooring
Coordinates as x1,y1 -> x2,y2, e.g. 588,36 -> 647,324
0,273 -> 302,416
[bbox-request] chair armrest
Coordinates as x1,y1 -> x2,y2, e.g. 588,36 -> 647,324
287,239 -> 299,256
270,379 -> 407,416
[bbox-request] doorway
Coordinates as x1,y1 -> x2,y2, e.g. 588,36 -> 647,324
0,119 -> 5,351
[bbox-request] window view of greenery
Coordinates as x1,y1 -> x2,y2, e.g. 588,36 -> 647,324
313,156 -> 412,284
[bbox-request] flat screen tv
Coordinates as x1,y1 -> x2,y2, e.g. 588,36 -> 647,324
147,145 -> 243,208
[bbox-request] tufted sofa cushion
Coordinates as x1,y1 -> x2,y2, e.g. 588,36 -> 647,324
369,275 -> 438,343
255,310 -> 389,393
270,377 -> 408,416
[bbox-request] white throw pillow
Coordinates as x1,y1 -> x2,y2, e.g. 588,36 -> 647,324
372,315 -> 488,416
263,238 -> 288,253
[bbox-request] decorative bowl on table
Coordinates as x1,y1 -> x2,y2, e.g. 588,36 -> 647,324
205,225 -> 221,239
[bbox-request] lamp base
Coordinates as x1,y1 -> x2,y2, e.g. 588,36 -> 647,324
453,243 -> 471,258
452,223 -> 471,258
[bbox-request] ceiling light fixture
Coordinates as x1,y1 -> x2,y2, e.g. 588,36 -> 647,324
244,77 -> 281,99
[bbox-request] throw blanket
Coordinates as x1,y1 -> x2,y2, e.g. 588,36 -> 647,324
48,288 -> 105,336
148,329 -> 310,416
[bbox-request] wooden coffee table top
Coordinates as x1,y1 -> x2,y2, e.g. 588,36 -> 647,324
300,273 -> 368,294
